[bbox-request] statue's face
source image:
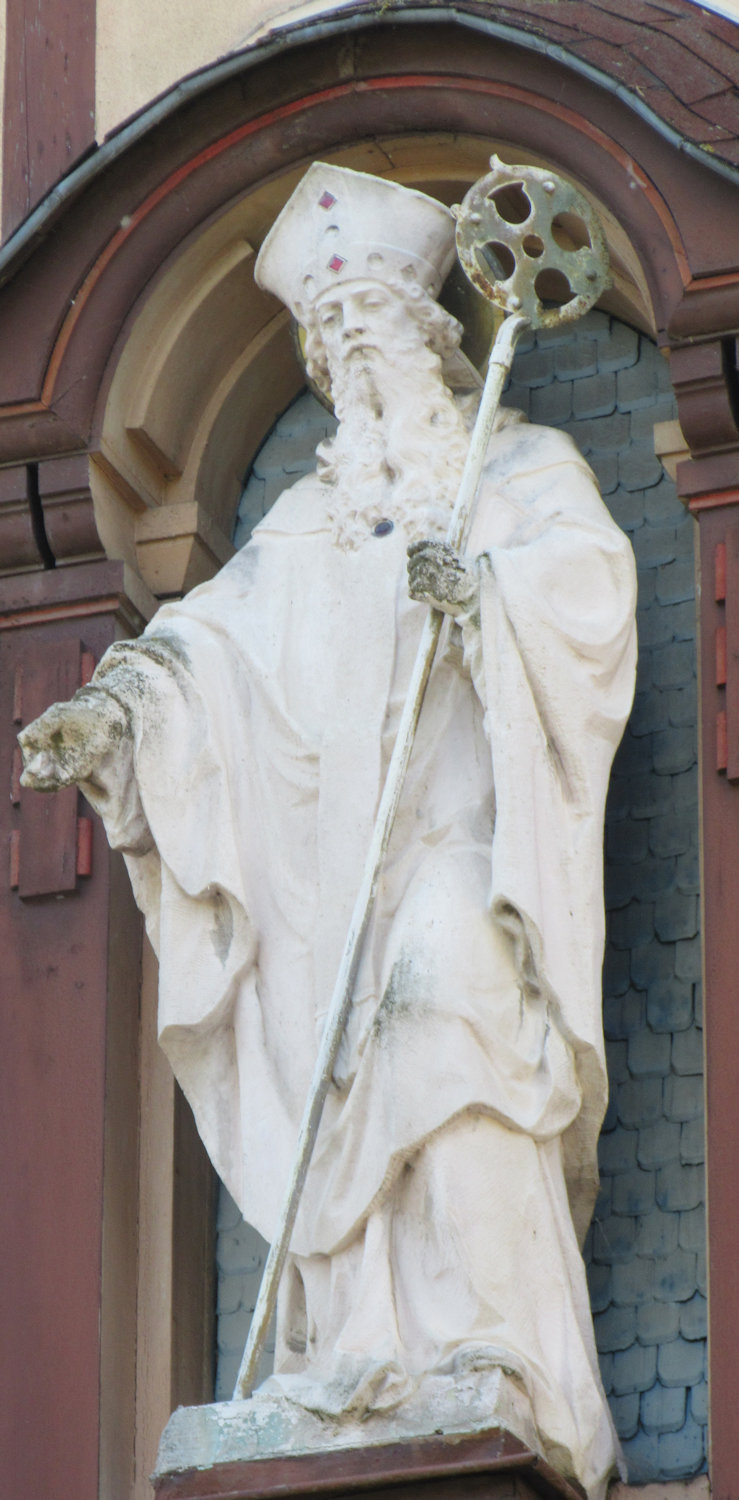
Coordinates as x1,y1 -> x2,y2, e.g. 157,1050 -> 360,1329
314,279 -> 424,376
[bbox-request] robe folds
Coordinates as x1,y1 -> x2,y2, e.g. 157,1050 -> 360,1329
84,415 -> 637,1495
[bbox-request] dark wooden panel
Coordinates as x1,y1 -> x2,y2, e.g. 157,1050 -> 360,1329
0,463 -> 39,573
159,1473 -> 528,1500
725,524 -> 739,781
670,340 -> 739,456
0,615 -> 111,1499
154,1431 -> 584,1500
693,499 -> 739,1498
0,560 -> 145,1499
38,452 -> 106,564
15,634 -> 82,896
172,1083 -> 217,1408
2,0 -> 96,237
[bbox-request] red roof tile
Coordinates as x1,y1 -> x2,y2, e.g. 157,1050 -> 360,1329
628,32 -> 729,102
487,0 -> 739,172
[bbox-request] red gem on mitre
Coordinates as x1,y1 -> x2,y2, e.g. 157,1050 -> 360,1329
327,254 -> 346,272
318,191 -> 336,209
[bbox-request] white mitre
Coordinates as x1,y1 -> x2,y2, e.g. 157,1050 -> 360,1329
255,161 -> 457,321
255,162 -> 482,392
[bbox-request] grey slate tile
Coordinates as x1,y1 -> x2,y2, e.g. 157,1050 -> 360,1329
680,1118 -> 705,1167
634,1209 -> 680,1259
599,1128 -> 638,1175
618,1077 -> 663,1128
612,1253 -> 656,1304
656,1161 -> 704,1213
647,978 -> 693,1034
591,1214 -> 638,1264
612,1342 -> 658,1396
530,379 -> 573,423
657,1414 -> 705,1476
637,1120 -> 681,1171
627,1028 -> 672,1078
675,937 -> 702,982
573,371 -> 617,418
631,941 -> 677,990
637,1300 -> 680,1345
664,1075 -> 704,1123
672,1026 -> 705,1075
680,1293 -> 707,1341
654,891 -> 698,941
587,1259 -> 613,1314
658,1336 -> 705,1388
651,641 -> 697,689
678,1205 -> 706,1254
618,360 -> 664,410
611,1391 -> 641,1440
690,1381 -> 708,1425
641,1382 -> 687,1435
619,448 -> 665,492
654,1249 -> 698,1303
652,729 -> 697,777
598,322 -> 639,373
612,1169 -> 657,1217
555,339 -> 598,379
594,1303 -> 638,1352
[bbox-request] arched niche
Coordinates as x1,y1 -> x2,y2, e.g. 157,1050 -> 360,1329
92,132 -> 656,598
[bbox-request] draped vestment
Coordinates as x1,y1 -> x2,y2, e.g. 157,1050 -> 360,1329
84,416 -> 637,1496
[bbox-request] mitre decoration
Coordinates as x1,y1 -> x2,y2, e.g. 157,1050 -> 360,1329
255,161 -> 458,320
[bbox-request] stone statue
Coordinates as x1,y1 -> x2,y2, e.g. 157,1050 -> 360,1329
20,163 -> 637,1499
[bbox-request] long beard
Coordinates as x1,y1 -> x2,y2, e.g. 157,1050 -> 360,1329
316,345 -> 469,551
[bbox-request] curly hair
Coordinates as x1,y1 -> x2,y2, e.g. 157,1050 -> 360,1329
302,278 -> 464,400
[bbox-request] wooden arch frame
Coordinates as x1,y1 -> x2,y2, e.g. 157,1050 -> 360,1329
0,15 -> 736,592
1,15 -> 738,559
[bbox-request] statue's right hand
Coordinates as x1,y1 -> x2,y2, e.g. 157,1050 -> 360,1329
18,689 -> 130,792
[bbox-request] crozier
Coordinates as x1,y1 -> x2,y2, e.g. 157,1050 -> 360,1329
19,163 -> 638,1500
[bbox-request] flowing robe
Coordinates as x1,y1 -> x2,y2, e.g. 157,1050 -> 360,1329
84,415 -> 637,1496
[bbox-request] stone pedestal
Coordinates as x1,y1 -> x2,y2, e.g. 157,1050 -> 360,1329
153,1423 -> 585,1500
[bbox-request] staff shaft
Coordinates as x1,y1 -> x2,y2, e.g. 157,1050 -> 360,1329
233,310 -> 530,1402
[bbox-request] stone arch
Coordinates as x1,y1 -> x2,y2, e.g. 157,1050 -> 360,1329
92,130 -> 659,596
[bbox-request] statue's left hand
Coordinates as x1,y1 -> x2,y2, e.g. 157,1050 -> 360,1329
407,539 -> 480,617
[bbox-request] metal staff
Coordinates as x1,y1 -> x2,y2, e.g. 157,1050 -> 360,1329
234,157 -> 610,1400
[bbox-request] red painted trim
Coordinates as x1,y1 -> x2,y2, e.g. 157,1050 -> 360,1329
9,827 -> 20,888
76,816 -> 93,877
0,400 -> 48,420
0,596 -> 122,630
716,625 -> 727,686
685,272 -> 739,292
716,542 -> 727,600
39,72 -> 688,404
689,490 -> 739,513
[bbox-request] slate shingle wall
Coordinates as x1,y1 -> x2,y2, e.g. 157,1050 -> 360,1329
504,313 -> 705,1480
220,313 -> 706,1479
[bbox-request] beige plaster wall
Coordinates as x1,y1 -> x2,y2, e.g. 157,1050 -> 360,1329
95,0 -> 354,142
